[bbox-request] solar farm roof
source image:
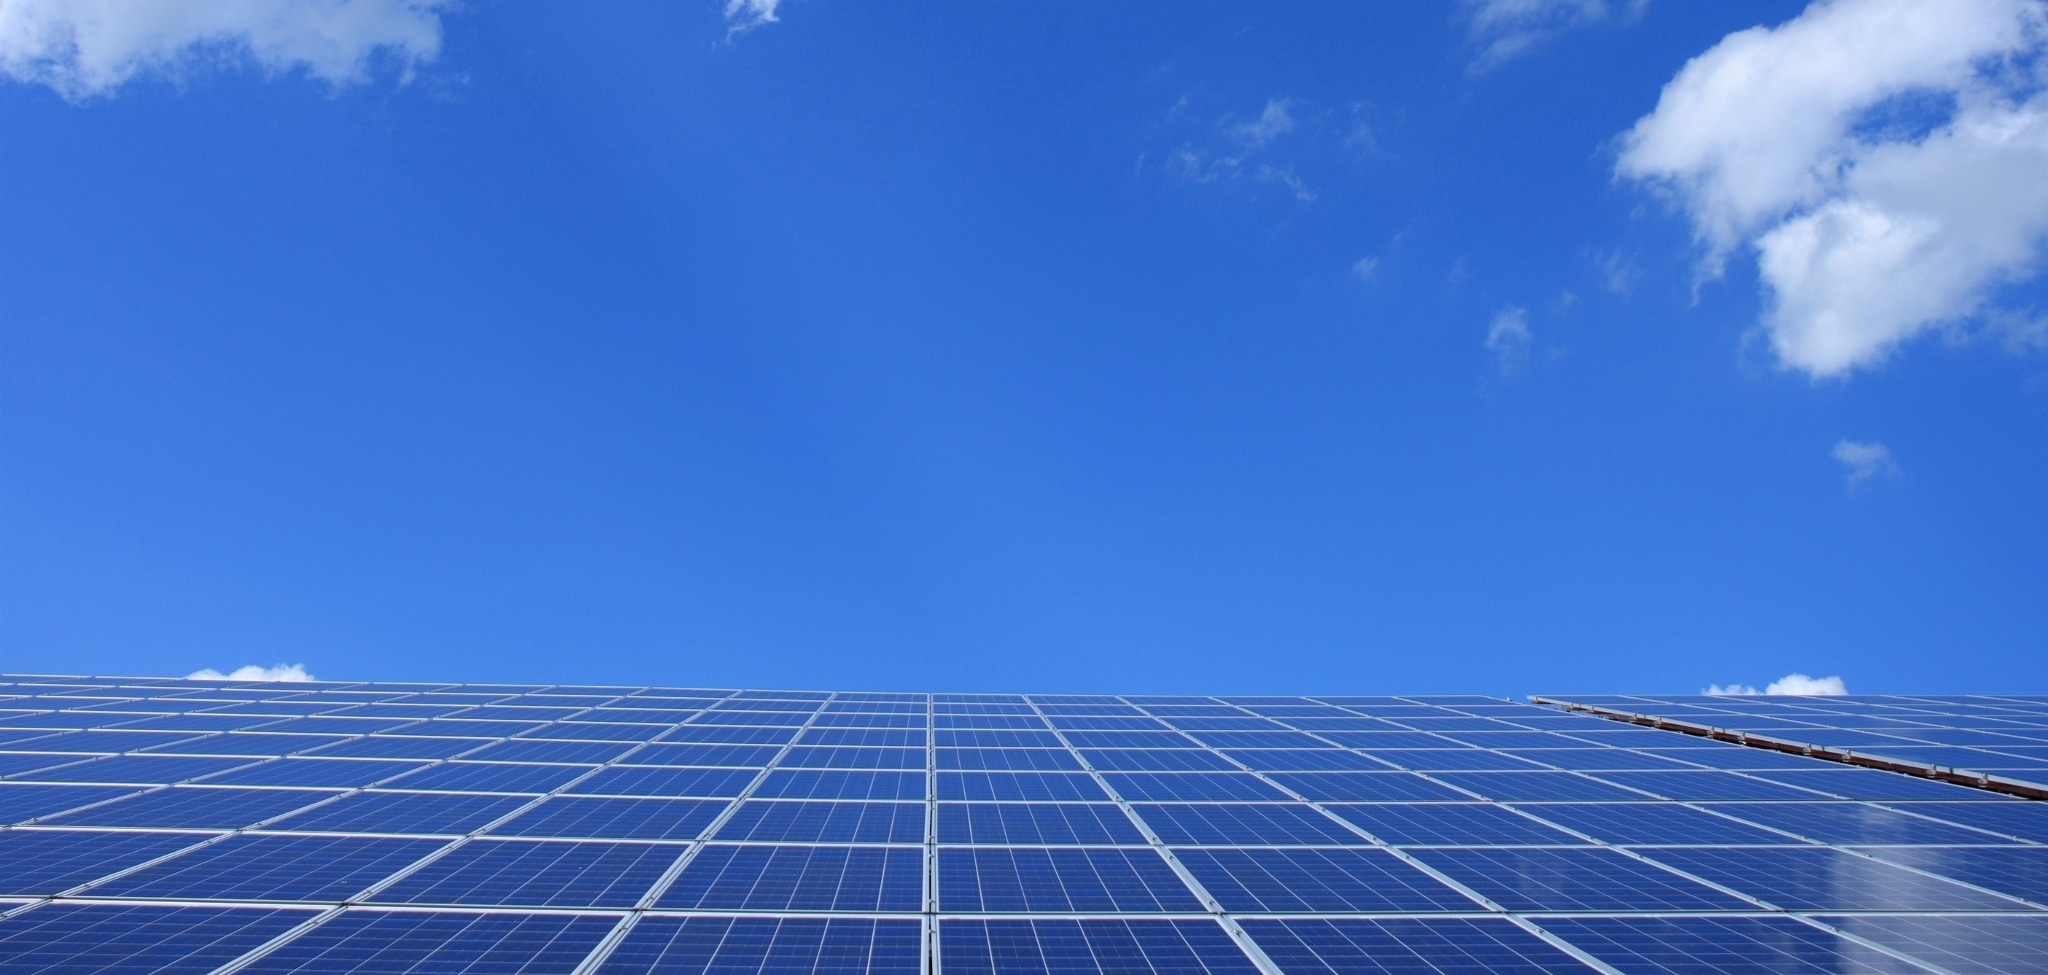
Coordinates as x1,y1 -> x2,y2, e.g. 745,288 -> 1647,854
0,676 -> 2041,975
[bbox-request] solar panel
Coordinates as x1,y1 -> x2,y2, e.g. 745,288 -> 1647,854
0,677 -> 2042,975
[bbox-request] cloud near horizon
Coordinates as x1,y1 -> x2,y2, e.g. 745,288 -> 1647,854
1618,0 -> 2048,378
1706,673 -> 1850,696
0,0 -> 447,100
187,663 -> 315,682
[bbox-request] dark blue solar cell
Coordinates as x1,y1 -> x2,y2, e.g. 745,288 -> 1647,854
521,721 -> 670,743
1241,918 -> 1595,975
802,727 -> 926,746
492,796 -> 729,840
1887,800 -> 2048,842
47,785 -> 335,829
1538,916 -> 1928,975
1186,731 -> 1331,750
1328,803 -> 1584,846
1407,847 -> 1752,912
0,828 -> 203,895
142,732 -> 348,757
385,762 -> 588,794
935,731 -> 1064,750
781,747 -> 926,769
1133,803 -> 1361,845
941,748 -> 1084,771
199,758 -> 427,789
0,752 -> 88,777
1829,914 -> 2048,975
0,783 -> 139,824
1173,848 -> 1473,912
1266,773 -> 1470,802
1318,732 -> 1468,749
938,803 -> 1145,844
625,743 -> 781,767
0,904 -> 312,975
751,769 -> 924,800
659,725 -> 799,745
1586,770 -> 1828,801
1708,801 -> 2018,844
1365,749 -> 1550,771
659,845 -> 923,911
268,790 -> 531,834
92,834 -> 447,901
1751,768 -> 2010,801
371,838 -> 683,907
304,736 -> 487,760
1100,772 -> 1289,802
1640,845 -> 2021,911
1081,749 -> 1236,772
1514,802 -> 1792,845
1426,771 -> 1644,801
20,730 -> 208,753
1502,748 -> 1693,771
460,739 -> 637,764
937,771 -> 1107,801
814,712 -> 924,728
597,916 -> 922,975
935,714 -> 1050,731
941,919 -> 1262,975
694,710 -> 810,726
1857,846 -> 2048,905
240,909 -> 616,975
1059,731 -> 1197,749
571,765 -> 759,798
940,847 -> 1201,912
713,800 -> 925,842
1221,749 -> 1390,772
401,719 -> 547,739
12,755 -> 257,784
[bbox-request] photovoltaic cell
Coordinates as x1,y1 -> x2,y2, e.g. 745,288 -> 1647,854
938,847 -> 1202,913
1829,914 -> 2048,975
939,803 -> 1147,845
0,783 -> 141,824
1132,803 -> 1361,845
0,828 -> 204,895
939,771 -> 1107,801
1171,847 -> 1474,913
1640,845 -> 2025,911
1535,916 -> 1930,975
941,919 -> 1262,975
1407,847 -> 1753,912
0,904 -> 312,975
1240,918 -> 1595,975
493,796 -> 730,841
714,800 -> 925,843
370,838 -> 683,907
659,845 -> 924,912
47,785 -> 336,830
239,910 -> 616,975
91,833 -> 448,901
266,790 -> 531,835
597,916 -> 923,975
1325,803 -> 1583,846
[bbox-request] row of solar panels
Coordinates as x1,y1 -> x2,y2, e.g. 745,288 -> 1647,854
14,905 -> 2048,975
2,826 -> 2042,912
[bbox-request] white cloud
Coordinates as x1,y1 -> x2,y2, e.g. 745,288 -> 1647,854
1463,0 -> 1650,70
1486,305 -> 1533,375
1832,438 -> 1900,482
1230,99 -> 1297,149
1618,0 -> 2048,377
0,0 -> 447,100
723,0 -> 782,36
1706,673 -> 1850,695
1352,256 -> 1380,282
187,663 -> 315,682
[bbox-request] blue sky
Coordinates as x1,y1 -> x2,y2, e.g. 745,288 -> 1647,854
3,0 -> 2045,695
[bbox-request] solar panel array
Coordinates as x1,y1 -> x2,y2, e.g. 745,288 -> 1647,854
0,676 -> 2042,975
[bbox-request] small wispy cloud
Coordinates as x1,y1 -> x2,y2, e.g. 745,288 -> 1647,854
1351,257 -> 1380,283
1705,673 -> 1849,696
1462,0 -> 1650,72
0,0 -> 448,101
1154,97 -> 1330,203
1832,440 -> 1899,485
1229,99 -> 1297,149
723,0 -> 783,36
187,663 -> 315,682
1485,306 -> 1533,376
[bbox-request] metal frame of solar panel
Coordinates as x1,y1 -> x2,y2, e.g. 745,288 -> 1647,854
0,675 -> 2042,975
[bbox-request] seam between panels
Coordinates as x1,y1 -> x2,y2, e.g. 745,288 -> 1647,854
199,687 -> 758,975
924,694 -> 939,975
1026,697 -> 1289,975
564,690 -> 841,975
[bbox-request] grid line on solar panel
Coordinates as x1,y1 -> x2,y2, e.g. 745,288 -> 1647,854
0,903 -> 316,975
